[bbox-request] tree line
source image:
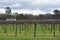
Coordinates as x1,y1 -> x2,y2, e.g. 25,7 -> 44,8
0,9 -> 60,20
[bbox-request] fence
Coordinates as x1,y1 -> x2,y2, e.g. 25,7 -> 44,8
0,19 -> 60,37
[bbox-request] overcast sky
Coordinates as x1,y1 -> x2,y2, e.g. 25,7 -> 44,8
0,0 -> 60,15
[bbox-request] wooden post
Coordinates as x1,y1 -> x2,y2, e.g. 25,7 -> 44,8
50,24 -> 53,33
19,24 -> 21,33
1,23 -> 6,33
34,23 -> 37,37
12,23 -> 14,32
53,24 -> 55,37
43,23 -> 46,36
22,23 -> 24,31
15,23 -> 17,37
10,23 -> 11,31
4,23 -> 7,34
4,23 -> 7,36
25,24 -> 26,36
59,23 -> 60,32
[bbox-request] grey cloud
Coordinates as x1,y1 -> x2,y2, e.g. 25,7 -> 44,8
0,0 -> 60,12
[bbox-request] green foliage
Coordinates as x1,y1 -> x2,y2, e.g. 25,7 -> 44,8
0,24 -> 60,40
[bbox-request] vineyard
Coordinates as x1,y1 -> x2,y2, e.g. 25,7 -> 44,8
0,19 -> 60,40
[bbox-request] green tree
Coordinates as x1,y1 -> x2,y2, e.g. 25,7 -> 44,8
13,12 -> 18,18
5,7 -> 11,18
5,7 -> 11,15
53,9 -> 60,15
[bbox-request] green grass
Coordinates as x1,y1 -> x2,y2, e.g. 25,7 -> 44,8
0,23 -> 60,40
0,37 -> 58,40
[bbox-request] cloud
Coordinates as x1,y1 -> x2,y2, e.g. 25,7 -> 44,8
31,0 -> 60,5
0,0 -> 60,14
31,0 -> 50,5
11,9 -> 50,15
0,8 -> 54,15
